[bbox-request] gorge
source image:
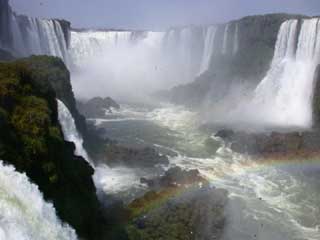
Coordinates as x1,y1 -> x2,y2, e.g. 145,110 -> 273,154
1,0 -> 320,240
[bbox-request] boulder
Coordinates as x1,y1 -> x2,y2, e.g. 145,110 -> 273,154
77,96 -> 120,118
104,144 -> 169,168
127,186 -> 228,240
216,128 -> 320,158
140,166 -> 208,190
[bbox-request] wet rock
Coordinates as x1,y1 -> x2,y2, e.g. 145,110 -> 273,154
127,186 -> 228,240
140,166 -> 208,190
104,144 -> 169,168
312,64 -> 320,128
215,129 -> 235,139
77,96 -> 120,118
0,56 -> 120,240
217,128 -> 320,158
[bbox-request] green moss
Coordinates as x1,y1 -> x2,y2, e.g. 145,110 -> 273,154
0,56 -> 113,240
12,96 -> 51,135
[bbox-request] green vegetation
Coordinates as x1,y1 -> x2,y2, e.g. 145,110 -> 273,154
0,57 -> 115,240
126,187 -> 227,240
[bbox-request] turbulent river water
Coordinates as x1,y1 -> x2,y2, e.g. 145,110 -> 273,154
92,103 -> 320,240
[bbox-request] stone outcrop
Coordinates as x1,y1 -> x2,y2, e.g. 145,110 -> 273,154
104,144 -> 169,168
140,166 -> 208,190
215,129 -> 320,158
77,96 -> 120,118
0,56 -> 126,240
127,166 -> 228,240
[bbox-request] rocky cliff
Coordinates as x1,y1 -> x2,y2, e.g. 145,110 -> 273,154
0,56 -> 126,240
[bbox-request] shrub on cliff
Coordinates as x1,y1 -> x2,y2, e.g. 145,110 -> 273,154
0,57 -> 119,240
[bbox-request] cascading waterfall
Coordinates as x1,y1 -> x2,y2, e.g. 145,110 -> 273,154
222,24 -> 230,55
199,26 -> 217,75
251,18 -> 320,128
69,28 -> 205,98
13,16 -> 69,61
0,0 -> 70,63
233,23 -> 239,55
70,30 -> 132,66
0,161 -> 77,240
57,99 -> 90,163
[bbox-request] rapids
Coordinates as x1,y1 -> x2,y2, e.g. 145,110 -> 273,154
92,103 -> 320,240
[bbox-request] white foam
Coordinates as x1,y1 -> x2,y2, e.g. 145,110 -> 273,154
0,161 -> 77,240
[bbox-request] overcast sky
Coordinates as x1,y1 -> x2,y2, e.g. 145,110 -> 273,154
10,0 -> 320,30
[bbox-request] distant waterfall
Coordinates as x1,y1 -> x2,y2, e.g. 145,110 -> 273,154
252,18 -> 320,128
199,26 -> 217,75
69,28 -> 204,97
0,161 -> 77,240
222,24 -> 230,55
13,16 -> 70,63
233,23 -> 239,55
70,31 -> 132,66
0,0 -> 70,63
57,99 -> 91,163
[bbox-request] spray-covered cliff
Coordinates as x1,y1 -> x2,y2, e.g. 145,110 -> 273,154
158,14 -> 312,108
0,56 -> 119,240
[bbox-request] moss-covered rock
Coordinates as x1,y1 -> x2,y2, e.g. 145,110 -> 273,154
77,96 -> 120,118
127,186 -> 228,240
126,166 -> 228,240
0,57 -> 125,240
13,55 -> 107,160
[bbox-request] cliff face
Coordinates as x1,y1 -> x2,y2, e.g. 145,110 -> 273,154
313,64 -> 320,128
0,56 -> 114,240
159,14 -> 307,108
19,56 -> 105,159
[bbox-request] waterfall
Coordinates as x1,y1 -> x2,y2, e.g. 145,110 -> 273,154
69,28 -> 203,97
251,18 -> 320,128
69,30 -> 133,66
17,17 -> 70,63
57,99 -> 90,163
0,0 -> 70,63
0,161 -> 77,240
199,26 -> 217,75
233,23 -> 239,55
222,24 -> 230,55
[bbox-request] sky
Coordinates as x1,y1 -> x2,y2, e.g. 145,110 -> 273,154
10,0 -> 320,30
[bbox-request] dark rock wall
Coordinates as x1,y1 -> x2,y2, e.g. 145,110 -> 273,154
0,56 -> 114,239
313,64 -> 320,128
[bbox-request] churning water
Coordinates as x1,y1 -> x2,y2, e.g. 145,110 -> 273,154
93,103 -> 320,240
0,161 -> 77,240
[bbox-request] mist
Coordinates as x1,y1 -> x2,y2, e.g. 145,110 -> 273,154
69,29 -> 202,102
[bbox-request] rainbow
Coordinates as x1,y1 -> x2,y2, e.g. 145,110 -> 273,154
128,150 -> 320,218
